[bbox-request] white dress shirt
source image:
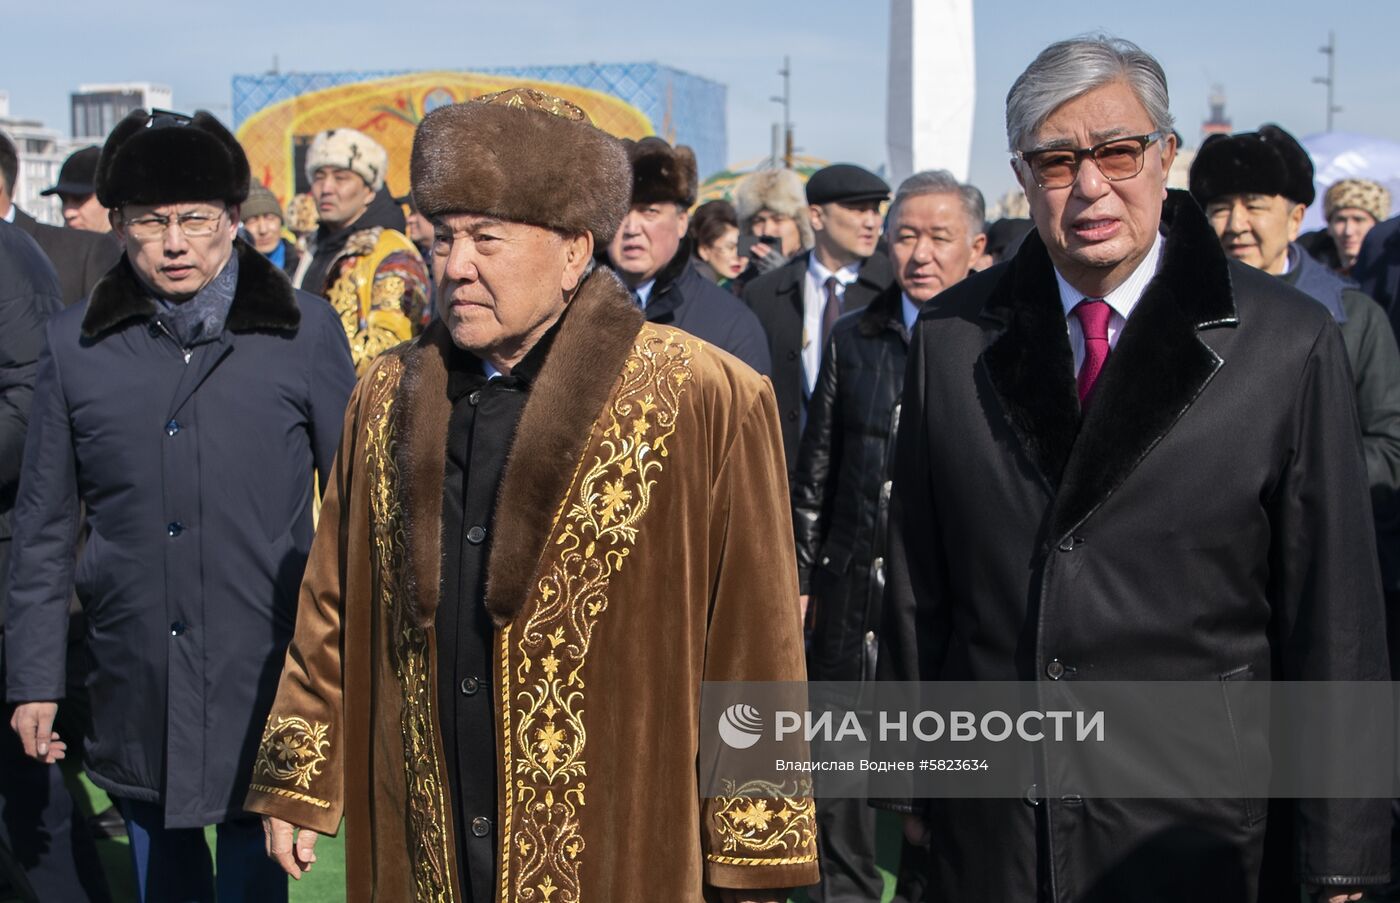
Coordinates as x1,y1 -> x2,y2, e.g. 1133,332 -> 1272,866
2,203 -> 14,223
803,256 -> 861,393
1054,234 -> 1164,374
632,278 -> 656,309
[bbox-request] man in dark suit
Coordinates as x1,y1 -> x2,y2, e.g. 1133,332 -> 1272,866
0,135 -> 120,306
0,220 -> 111,902
742,164 -> 894,473
877,35 -> 1389,902
604,136 -> 771,375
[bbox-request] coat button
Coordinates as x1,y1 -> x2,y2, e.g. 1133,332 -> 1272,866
167,522 -> 184,537
466,525 -> 487,544
1046,659 -> 1066,680
468,390 -> 482,405
170,621 -> 186,637
787,411 -> 798,422
470,816 -> 491,837
1057,536 -> 1075,552
165,420 -> 180,436
786,350 -> 798,360
1024,784 -> 1041,807
460,677 -> 480,696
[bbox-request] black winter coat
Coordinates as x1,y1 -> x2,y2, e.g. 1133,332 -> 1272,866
791,284 -> 907,682
606,240 -> 772,377
3,241 -> 356,827
879,193 -> 1391,900
0,222 -> 63,638
1355,214 -> 1400,337
12,208 -> 121,307
742,250 -> 894,474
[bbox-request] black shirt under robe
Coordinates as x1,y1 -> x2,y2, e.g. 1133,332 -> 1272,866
435,321 -> 560,903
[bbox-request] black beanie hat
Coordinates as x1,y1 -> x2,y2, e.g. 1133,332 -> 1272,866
96,109 -> 251,209
1189,123 -> 1315,208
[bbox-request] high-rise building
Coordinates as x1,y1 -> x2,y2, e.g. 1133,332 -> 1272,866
71,82 -> 173,142
0,91 -> 69,224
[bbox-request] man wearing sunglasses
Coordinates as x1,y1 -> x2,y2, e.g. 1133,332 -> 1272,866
877,36 -> 1389,902
4,108 -> 355,902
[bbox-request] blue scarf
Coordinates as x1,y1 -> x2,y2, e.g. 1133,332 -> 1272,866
152,253 -> 240,347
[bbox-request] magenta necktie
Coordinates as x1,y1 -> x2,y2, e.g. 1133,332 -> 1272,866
1074,298 -> 1112,405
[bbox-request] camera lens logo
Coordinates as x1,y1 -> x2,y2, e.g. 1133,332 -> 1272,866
718,704 -> 765,750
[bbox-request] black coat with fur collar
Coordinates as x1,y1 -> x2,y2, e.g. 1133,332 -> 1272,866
4,240 -> 356,827
878,191 -> 1390,900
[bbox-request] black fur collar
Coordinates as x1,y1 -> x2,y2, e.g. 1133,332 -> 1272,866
81,239 -> 301,339
977,190 -> 1237,539
389,266 -> 645,628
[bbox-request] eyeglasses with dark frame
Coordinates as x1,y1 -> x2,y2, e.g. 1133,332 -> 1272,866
1016,131 -> 1166,190
120,209 -> 228,242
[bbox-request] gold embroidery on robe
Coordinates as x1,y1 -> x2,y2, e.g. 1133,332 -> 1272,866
502,328 -> 695,903
251,715 -> 331,792
709,779 -> 818,865
367,361 -> 456,902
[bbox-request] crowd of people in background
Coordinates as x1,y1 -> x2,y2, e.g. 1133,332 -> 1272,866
0,30 -> 1399,903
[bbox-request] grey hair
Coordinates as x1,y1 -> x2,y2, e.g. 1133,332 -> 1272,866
886,170 -> 986,241
1006,35 -> 1175,153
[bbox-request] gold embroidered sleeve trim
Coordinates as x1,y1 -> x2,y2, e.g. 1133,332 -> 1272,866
711,779 -> 818,860
248,784 -> 333,810
705,853 -> 819,866
252,715 -> 331,791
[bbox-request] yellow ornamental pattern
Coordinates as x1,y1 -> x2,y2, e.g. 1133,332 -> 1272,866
324,228 -> 427,375
249,716 -> 333,809
502,328 -> 696,903
366,360 -> 457,903
709,779 -> 818,866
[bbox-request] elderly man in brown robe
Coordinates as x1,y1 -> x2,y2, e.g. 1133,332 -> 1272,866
244,88 -> 817,903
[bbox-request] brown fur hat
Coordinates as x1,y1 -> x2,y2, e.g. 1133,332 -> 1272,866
625,137 -> 698,207
734,168 -> 815,249
411,88 -> 630,247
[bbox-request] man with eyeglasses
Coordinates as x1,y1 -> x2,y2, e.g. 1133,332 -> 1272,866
4,108 -> 355,902
876,36 -> 1389,902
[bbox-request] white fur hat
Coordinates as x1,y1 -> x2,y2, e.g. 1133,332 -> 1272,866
734,168 -> 814,249
305,128 -> 388,191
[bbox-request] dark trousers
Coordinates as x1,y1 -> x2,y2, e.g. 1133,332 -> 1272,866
810,793 -> 884,902
0,708 -> 111,903
116,799 -> 286,903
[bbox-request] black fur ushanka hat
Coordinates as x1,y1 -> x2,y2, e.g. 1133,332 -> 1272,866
1189,123 -> 1316,208
95,108 -> 251,209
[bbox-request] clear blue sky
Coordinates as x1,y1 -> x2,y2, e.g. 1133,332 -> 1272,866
6,0 -> 1397,201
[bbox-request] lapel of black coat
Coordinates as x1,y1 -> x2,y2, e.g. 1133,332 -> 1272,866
979,191 -> 1238,537
847,251 -> 895,312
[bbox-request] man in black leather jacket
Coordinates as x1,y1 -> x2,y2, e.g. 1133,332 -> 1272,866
790,170 -> 985,903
